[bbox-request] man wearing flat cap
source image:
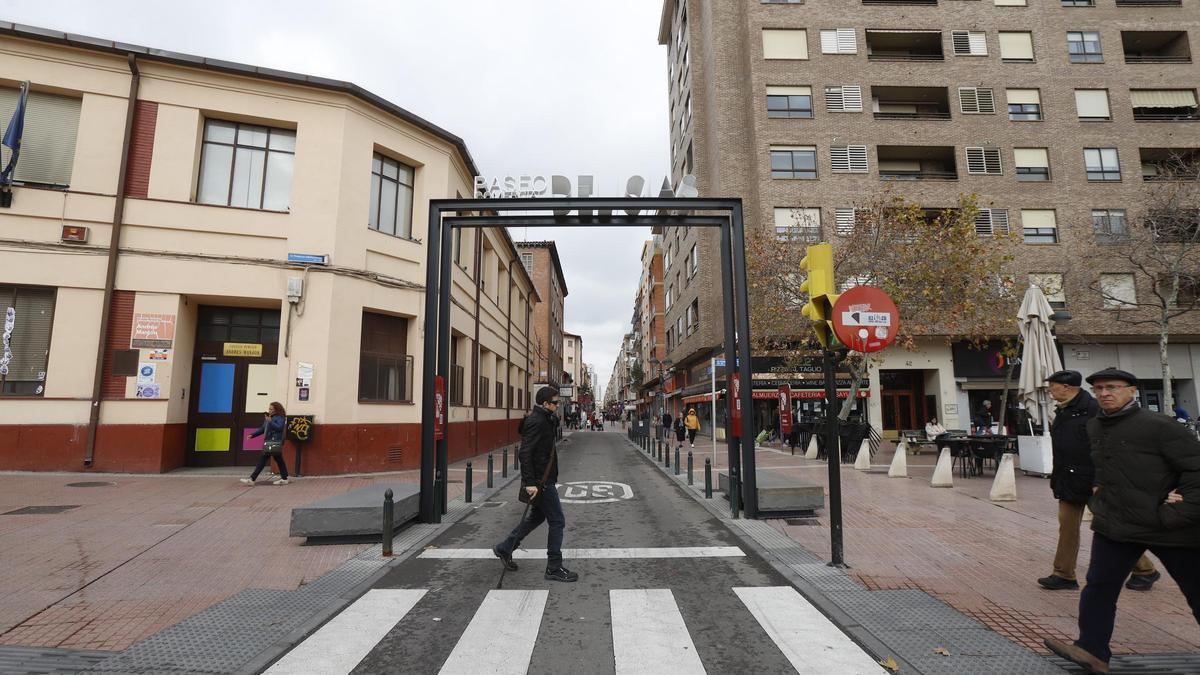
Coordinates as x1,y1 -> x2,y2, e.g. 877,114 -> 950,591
1037,370 -> 1159,592
1045,368 -> 1200,674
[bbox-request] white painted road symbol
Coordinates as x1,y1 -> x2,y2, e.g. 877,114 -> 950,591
557,481 -> 635,504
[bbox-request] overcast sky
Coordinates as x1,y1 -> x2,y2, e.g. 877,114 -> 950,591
1,0 -> 669,400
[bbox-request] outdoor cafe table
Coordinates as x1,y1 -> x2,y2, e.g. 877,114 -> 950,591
936,435 -> 1012,478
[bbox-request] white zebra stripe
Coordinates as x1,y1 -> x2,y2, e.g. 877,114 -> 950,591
419,546 -> 744,559
438,589 -> 549,675
610,589 -> 706,674
733,586 -> 883,673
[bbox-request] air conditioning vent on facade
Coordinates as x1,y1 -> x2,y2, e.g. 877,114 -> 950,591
387,445 -> 404,463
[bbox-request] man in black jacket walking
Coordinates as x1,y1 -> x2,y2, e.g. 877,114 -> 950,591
1037,370 -> 1159,591
492,386 -> 578,582
1045,368 -> 1200,674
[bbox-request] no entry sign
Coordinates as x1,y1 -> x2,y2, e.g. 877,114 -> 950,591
832,286 -> 900,353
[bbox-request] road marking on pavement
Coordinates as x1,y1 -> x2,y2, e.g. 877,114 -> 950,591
419,546 -> 745,560
611,589 -> 706,674
439,589 -> 548,675
558,480 -> 635,503
733,586 -> 882,674
263,588 -> 426,675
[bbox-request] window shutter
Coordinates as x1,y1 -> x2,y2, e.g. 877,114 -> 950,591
952,31 -> 971,55
1075,90 -> 1110,118
992,209 -> 1010,234
2,286 -> 55,384
966,147 -> 1002,174
835,208 -> 857,235
976,89 -> 995,114
838,28 -> 857,53
825,87 -> 844,112
969,32 -> 988,55
975,209 -> 1010,236
848,145 -> 868,172
763,29 -> 809,59
820,30 -> 839,54
831,146 -> 850,172
1014,148 -> 1049,168
0,89 -> 82,186
1006,89 -> 1040,105
842,86 -> 863,111
998,32 -> 1034,60
959,88 -> 978,113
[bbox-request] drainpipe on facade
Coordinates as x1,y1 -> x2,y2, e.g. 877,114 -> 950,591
85,54 -> 140,467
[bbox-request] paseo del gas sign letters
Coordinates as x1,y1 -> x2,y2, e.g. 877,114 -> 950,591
473,174 -> 699,209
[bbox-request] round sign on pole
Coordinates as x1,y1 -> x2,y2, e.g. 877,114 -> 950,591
831,286 -> 900,353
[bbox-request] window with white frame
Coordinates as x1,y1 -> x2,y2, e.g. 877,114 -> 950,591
830,145 -> 869,173
665,284 -> 673,311
1100,273 -> 1137,308
774,207 -> 822,241
998,31 -> 1035,61
1029,273 -> 1066,308
763,29 -> 809,59
825,85 -> 864,112
1014,148 -> 1051,181
1068,30 -> 1103,63
1084,148 -> 1121,181
1075,89 -> 1111,120
975,208 -> 1011,236
1007,89 -> 1042,120
965,147 -> 1003,175
959,88 -> 996,114
687,245 -> 699,279
1022,209 -> 1059,244
686,299 -> 699,334
198,119 -> 295,210
952,31 -> 988,56
820,29 -> 857,54
369,153 -> 416,238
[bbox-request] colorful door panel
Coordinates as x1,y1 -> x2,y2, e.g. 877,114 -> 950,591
198,363 -> 236,413
244,364 -> 277,413
195,428 -> 232,452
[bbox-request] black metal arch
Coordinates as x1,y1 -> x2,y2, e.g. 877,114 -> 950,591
420,197 -> 758,522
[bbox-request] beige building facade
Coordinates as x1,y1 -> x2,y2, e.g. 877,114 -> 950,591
0,26 -> 535,473
659,0 -> 1200,436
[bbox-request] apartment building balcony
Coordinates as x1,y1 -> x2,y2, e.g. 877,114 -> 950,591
1123,31 -> 1192,63
1116,0 -> 1182,6
1131,89 -> 1199,121
865,30 -> 944,61
877,146 -> 958,181
872,86 -> 951,121
1141,148 -> 1200,181
862,0 -> 936,5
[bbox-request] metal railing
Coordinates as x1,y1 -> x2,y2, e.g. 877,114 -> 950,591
867,52 -> 944,61
873,111 -> 952,120
1124,55 -> 1191,64
880,171 -> 958,181
1133,111 -> 1200,122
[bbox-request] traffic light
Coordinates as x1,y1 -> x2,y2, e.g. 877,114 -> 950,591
799,243 -> 839,348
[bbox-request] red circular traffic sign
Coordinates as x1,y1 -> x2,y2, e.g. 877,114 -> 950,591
832,286 -> 900,353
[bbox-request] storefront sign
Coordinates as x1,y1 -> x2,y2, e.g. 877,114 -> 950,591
952,341 -> 1023,378
223,343 -> 263,357
131,313 -> 176,349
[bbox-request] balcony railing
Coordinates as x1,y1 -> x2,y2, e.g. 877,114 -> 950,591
1125,54 -> 1191,63
1116,0 -> 1181,5
863,0 -> 936,4
1144,172 -> 1200,181
867,52 -> 944,62
880,171 -> 958,181
873,111 -> 952,120
1133,111 -> 1200,122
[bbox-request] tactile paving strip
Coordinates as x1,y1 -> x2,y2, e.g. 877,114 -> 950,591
1046,652 -> 1200,674
0,645 -> 112,675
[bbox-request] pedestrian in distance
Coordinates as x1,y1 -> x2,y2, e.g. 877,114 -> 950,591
1037,370 -> 1159,592
1045,368 -> 1200,675
673,416 -> 687,451
685,408 -> 701,448
240,402 -> 289,485
492,386 -> 578,583
661,411 -> 673,441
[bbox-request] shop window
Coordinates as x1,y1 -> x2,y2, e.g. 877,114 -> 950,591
197,119 -> 295,210
368,152 -> 416,238
359,311 -> 412,402
0,285 -> 55,396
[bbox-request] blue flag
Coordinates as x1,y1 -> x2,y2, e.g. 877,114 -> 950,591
1,81 -> 30,186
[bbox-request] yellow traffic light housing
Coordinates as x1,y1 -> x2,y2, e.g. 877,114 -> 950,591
799,243 -> 840,348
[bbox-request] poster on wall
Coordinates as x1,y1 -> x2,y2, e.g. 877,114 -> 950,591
136,383 -> 161,398
296,361 -> 314,387
0,306 -> 14,376
137,363 -> 157,384
131,313 -> 176,349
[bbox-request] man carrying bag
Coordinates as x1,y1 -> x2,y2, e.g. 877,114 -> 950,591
492,386 -> 578,583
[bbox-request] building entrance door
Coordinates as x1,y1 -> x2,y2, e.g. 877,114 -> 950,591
880,370 -> 927,437
186,306 -> 281,467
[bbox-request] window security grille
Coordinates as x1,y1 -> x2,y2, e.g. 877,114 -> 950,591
835,208 -> 857,235
951,31 -> 988,56
825,85 -> 864,112
959,88 -> 996,114
966,147 -> 1003,174
974,208 -> 1011,236
830,146 -> 869,173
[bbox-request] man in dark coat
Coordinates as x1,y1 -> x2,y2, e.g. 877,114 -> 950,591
1037,370 -> 1158,591
661,411 -> 673,441
492,386 -> 578,582
1045,368 -> 1200,674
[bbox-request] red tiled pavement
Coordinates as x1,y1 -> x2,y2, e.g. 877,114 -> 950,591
668,430 -> 1200,657
0,447 -> 507,653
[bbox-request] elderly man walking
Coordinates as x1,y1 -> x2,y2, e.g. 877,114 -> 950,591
1037,370 -> 1160,591
1045,368 -> 1200,674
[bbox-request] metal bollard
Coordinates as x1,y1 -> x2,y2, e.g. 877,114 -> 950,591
688,451 -> 694,485
502,447 -> 509,478
675,447 -> 681,475
513,445 -> 519,471
664,444 -> 670,468
730,467 -> 741,519
382,488 -> 394,556
704,458 -> 712,498
465,462 -> 473,503
487,454 -> 494,488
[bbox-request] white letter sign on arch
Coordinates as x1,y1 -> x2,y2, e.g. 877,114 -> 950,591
557,481 -> 635,504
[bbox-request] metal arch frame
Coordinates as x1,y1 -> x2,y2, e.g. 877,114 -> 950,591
420,197 -> 758,522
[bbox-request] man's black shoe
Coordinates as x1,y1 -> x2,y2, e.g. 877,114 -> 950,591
545,566 -> 578,582
1037,575 -> 1080,590
1125,570 -> 1161,591
492,546 -> 518,571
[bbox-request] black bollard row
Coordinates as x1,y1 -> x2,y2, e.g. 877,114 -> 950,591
704,458 -> 712,499
487,453 -> 494,488
674,447 -> 681,476
730,467 -> 740,519
465,462 -> 473,503
687,451 -> 694,485
502,447 -> 509,478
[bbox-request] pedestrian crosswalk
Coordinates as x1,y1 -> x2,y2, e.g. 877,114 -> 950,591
264,585 -> 884,674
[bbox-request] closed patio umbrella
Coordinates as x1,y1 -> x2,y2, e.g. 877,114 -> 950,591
1017,284 -> 1064,430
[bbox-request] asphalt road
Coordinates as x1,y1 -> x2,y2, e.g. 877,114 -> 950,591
265,430 -> 883,674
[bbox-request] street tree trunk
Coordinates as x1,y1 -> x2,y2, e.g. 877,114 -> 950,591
1161,308 -> 1174,415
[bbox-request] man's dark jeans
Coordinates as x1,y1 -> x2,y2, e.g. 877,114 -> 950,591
496,484 -> 565,569
1077,532 -> 1200,662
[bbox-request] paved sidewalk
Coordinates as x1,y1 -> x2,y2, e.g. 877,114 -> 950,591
658,433 -> 1200,658
0,445 -> 514,654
